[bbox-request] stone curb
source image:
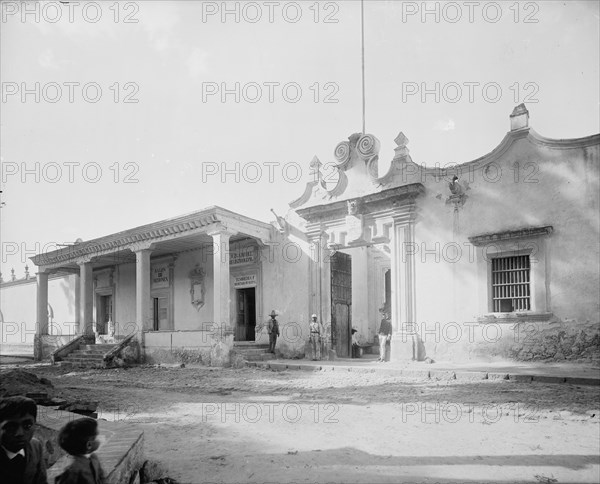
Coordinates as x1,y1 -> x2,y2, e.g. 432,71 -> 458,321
246,361 -> 600,386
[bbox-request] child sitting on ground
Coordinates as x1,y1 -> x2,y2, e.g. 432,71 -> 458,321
55,417 -> 106,484
0,395 -> 48,484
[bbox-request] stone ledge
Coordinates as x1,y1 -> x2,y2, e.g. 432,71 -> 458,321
38,406 -> 144,484
250,361 -> 600,386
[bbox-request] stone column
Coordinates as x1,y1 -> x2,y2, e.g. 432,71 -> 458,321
36,271 -> 49,336
134,247 -> 152,335
307,227 -> 330,355
208,229 -> 234,331
390,211 -> 417,362
78,260 -> 94,336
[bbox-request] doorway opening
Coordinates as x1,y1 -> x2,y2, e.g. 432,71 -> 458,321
96,294 -> 113,335
152,295 -> 169,331
235,287 -> 256,342
331,251 -> 352,357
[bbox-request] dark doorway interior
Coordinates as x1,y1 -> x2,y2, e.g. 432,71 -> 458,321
331,252 -> 352,357
97,294 -> 113,335
152,296 -> 168,331
236,287 -> 256,342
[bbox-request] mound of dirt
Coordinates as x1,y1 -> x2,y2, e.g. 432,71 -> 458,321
0,369 -> 54,399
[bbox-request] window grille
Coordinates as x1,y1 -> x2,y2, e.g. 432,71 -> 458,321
491,255 -> 530,312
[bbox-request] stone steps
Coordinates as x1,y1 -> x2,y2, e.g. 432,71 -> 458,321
232,344 -> 272,362
61,343 -> 119,368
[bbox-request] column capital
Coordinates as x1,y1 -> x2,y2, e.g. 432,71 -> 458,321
130,241 -> 155,253
76,256 -> 94,265
207,226 -> 237,238
306,224 -> 328,243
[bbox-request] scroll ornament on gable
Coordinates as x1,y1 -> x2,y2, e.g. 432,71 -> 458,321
311,132 -> 410,196
290,131 -> 413,209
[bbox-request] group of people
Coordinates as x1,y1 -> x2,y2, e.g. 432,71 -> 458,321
267,311 -> 325,360
0,395 -> 106,484
266,308 -> 393,362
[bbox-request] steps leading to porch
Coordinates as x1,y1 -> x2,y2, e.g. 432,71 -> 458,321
62,343 -> 119,368
232,343 -> 272,362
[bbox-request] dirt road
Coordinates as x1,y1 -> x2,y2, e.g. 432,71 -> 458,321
7,363 -> 600,484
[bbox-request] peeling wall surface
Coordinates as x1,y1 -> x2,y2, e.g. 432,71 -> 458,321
408,135 -> 599,362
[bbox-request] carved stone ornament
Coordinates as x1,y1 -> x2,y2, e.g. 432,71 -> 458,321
445,176 -> 468,208
189,264 -> 206,311
347,199 -> 359,215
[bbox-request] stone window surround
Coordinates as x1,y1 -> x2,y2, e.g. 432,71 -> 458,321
469,226 -> 553,322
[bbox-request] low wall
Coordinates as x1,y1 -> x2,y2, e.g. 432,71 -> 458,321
34,334 -> 80,361
143,329 -> 234,366
411,317 -> 600,364
37,406 -> 144,484
0,343 -> 34,356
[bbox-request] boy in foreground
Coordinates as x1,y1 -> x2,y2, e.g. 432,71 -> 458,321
55,417 -> 106,484
0,395 -> 48,484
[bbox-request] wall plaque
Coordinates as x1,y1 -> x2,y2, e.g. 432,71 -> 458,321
234,274 -> 257,288
230,246 -> 257,266
152,264 -> 170,289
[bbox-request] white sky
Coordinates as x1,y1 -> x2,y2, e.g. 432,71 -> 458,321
1,0 -> 599,277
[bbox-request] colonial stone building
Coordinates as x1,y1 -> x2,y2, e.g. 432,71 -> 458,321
1,104 -> 598,364
289,104 -> 599,362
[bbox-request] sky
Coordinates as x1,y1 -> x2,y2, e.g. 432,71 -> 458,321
1,0 -> 599,277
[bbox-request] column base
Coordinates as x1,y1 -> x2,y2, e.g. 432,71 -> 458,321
390,332 -> 415,362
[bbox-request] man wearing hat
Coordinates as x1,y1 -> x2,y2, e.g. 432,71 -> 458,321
267,310 -> 280,354
309,314 -> 323,361
351,327 -> 360,358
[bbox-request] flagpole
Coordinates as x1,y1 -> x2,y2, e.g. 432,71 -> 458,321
361,0 -> 366,134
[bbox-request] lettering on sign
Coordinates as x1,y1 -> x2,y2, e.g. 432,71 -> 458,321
230,246 -> 257,266
234,274 -> 257,288
152,264 -> 170,289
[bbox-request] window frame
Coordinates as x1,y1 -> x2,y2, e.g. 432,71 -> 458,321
469,227 -> 553,320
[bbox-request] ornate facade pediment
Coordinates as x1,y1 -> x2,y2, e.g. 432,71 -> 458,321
290,132 -> 415,210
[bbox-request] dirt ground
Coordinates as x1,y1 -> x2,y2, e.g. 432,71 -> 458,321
2,362 -> 599,484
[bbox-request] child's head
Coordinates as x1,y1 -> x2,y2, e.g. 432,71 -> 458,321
0,396 -> 37,452
58,417 -> 100,456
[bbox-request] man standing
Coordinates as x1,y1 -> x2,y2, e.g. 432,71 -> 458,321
309,314 -> 323,360
267,310 -> 279,354
351,328 -> 360,358
378,309 -> 392,362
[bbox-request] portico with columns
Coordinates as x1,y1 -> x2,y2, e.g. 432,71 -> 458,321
29,207 -> 282,363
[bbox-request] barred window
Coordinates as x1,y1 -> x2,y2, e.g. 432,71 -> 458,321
491,255 -> 530,312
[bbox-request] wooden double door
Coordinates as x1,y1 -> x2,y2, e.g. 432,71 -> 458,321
331,252 -> 352,357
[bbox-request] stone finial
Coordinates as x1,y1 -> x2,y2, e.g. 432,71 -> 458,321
309,156 -> 322,182
510,103 -> 529,131
11,268 -> 16,281
25,265 -> 29,279
393,131 -> 410,160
